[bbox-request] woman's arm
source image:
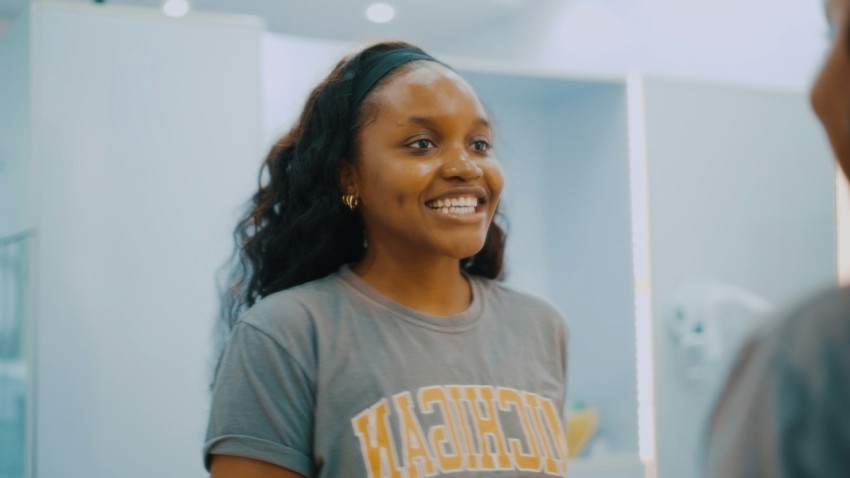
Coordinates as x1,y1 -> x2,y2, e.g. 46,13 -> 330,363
210,455 -> 306,478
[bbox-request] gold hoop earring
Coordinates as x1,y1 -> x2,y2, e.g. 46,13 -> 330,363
342,194 -> 359,211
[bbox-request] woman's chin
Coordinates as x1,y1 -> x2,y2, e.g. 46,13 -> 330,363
441,240 -> 487,261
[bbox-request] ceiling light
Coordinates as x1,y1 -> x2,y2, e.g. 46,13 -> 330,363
366,3 -> 395,24
163,0 -> 190,18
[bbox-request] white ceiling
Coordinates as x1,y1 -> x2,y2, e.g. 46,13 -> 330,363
0,0 -> 830,91
0,0 -> 544,47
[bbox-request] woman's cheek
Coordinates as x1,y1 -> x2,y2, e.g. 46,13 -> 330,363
485,159 -> 505,201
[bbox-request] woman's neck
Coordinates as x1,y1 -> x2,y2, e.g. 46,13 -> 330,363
351,252 -> 472,317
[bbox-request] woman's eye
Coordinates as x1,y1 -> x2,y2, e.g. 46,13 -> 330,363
471,140 -> 490,152
409,139 -> 435,150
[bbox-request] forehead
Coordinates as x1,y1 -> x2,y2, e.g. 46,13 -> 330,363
367,63 -> 488,123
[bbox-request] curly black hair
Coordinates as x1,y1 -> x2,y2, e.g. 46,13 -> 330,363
219,40 -> 507,331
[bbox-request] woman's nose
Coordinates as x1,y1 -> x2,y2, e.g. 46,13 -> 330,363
441,149 -> 483,181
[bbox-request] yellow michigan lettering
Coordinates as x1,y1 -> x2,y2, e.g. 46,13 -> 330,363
352,386 -> 568,477
417,386 -> 464,473
352,399 -> 403,478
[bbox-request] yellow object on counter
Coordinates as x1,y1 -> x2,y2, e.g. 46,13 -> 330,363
566,408 -> 598,457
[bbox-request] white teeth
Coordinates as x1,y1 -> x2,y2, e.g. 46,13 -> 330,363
427,196 -> 479,210
436,206 -> 476,215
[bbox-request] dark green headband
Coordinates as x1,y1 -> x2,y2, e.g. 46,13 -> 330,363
351,48 -> 444,107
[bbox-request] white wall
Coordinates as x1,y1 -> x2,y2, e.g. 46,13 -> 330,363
261,34 -> 353,147
644,78 -> 836,478
26,4 -> 263,477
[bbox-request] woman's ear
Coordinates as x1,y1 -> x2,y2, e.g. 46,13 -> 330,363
338,160 -> 359,196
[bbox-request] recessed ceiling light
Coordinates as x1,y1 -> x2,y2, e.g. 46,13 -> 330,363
163,0 -> 190,18
366,3 -> 395,24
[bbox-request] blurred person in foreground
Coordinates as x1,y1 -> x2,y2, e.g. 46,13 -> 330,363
704,0 -> 850,476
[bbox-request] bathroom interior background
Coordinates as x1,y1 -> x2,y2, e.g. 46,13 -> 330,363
0,1 -> 847,478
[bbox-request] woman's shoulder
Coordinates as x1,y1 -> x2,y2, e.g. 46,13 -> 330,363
237,271 -> 346,338
474,277 -> 568,327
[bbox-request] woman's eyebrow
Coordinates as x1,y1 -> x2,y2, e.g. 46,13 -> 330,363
398,116 -> 491,130
474,117 -> 492,130
399,116 -> 438,128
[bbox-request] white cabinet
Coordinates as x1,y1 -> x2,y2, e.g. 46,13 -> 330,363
0,3 -> 264,477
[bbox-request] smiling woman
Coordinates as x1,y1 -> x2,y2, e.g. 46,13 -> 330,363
204,41 -> 569,478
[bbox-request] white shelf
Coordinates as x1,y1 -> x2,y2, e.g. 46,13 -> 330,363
569,454 -> 644,478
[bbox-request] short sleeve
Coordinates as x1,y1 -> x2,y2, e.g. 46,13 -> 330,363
204,321 -> 315,476
705,291 -> 850,478
704,333 -> 785,477
704,328 -> 843,477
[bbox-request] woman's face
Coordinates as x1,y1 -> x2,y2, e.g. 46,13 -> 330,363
346,62 -> 504,263
812,0 -> 850,179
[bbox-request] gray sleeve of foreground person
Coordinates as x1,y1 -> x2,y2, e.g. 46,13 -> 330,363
704,287 -> 850,478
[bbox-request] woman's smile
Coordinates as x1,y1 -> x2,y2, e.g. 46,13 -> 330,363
424,188 -> 488,223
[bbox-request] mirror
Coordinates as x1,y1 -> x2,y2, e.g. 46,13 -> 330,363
0,2 -> 838,477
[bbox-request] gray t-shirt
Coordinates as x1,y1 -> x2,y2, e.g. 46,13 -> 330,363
204,265 -> 570,477
705,286 -> 850,477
